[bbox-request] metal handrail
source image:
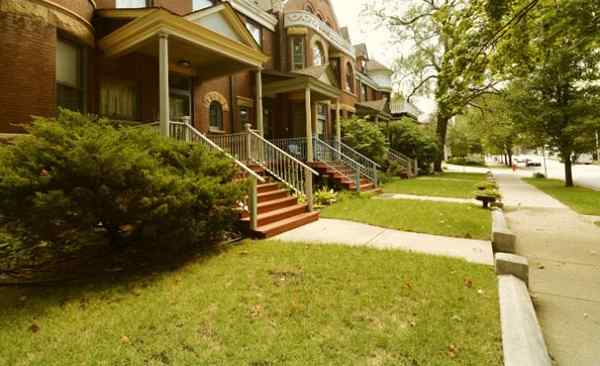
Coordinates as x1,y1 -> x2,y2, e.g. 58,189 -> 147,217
168,122 -> 265,182
249,130 -> 319,176
328,139 -> 382,168
388,148 -> 415,176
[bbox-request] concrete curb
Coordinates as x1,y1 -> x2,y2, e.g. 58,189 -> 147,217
495,252 -> 529,287
498,275 -> 552,366
492,208 -> 516,253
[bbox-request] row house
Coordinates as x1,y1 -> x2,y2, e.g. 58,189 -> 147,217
0,0 -> 402,236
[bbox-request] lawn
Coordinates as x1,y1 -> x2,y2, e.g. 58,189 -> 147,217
0,241 -> 502,365
383,172 -> 488,199
321,195 -> 491,240
524,178 -> 600,216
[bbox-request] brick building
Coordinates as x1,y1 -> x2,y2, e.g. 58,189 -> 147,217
0,0 -> 399,236
0,0 -> 393,137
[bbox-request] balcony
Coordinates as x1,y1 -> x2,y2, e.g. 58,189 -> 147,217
284,11 -> 355,59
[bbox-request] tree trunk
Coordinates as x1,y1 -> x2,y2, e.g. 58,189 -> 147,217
564,156 -> 574,187
434,115 -> 450,172
507,149 -> 513,167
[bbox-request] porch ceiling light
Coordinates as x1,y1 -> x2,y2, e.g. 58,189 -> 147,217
178,59 -> 192,68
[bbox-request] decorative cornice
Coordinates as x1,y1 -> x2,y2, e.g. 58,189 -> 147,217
284,11 -> 355,59
204,92 -> 230,111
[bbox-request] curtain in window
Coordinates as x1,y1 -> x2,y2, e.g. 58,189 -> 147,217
100,81 -> 138,120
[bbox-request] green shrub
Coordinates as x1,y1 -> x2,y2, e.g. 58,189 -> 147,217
387,161 -> 409,178
447,157 -> 487,167
385,118 -> 440,171
533,172 -> 546,179
341,117 -> 387,165
314,187 -> 338,208
0,110 -> 247,253
475,181 -> 498,191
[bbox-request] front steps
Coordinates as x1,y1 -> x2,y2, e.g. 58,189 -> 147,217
241,179 -> 319,238
310,161 -> 382,194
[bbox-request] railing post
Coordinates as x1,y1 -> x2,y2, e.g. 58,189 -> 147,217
373,161 -> 378,187
355,167 -> 361,193
249,176 -> 258,231
245,123 -> 252,163
305,168 -> 314,211
414,159 -> 419,176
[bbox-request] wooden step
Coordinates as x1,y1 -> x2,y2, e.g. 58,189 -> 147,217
257,189 -> 289,203
242,204 -> 308,227
240,196 -> 298,219
257,182 -> 280,193
253,211 -> 320,238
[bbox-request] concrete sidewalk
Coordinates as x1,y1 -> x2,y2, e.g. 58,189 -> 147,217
273,218 -> 494,265
494,172 -> 600,366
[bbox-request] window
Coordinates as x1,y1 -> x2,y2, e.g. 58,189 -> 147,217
292,38 -> 305,70
56,38 -> 84,112
312,42 -> 324,66
316,104 -> 328,139
116,0 -> 147,8
100,80 -> 138,120
246,21 -> 262,46
239,106 -> 250,128
169,74 -> 192,122
346,63 -> 355,93
361,84 -> 368,101
209,101 -> 224,130
193,0 -> 213,11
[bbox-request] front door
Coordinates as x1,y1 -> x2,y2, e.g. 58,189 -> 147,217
169,74 -> 192,122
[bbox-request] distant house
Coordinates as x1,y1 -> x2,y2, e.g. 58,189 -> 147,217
390,99 -> 423,121
353,44 -> 393,122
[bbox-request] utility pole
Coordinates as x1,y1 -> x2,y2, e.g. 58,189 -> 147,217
542,146 -> 548,178
596,131 -> 599,161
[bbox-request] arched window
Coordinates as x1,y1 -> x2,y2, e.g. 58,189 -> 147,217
346,63 -> 355,93
313,42 -> 325,66
209,101 -> 223,130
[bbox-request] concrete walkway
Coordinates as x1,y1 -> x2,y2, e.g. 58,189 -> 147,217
378,193 -> 477,205
273,218 -> 494,265
495,172 -> 600,366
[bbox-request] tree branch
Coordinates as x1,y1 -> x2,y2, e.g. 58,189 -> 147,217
407,74 -> 438,101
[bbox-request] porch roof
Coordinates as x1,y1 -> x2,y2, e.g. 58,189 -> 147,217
97,6 -> 269,77
262,70 -> 341,101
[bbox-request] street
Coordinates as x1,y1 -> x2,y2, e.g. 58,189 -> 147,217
516,156 -> 600,190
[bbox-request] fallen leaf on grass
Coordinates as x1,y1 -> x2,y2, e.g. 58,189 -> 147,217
29,323 -> 40,333
121,336 -> 130,344
464,278 -> 473,288
448,344 -> 459,358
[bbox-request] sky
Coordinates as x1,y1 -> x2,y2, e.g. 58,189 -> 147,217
329,0 -> 437,115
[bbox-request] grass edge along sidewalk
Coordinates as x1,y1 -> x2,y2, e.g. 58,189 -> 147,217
523,177 -> 600,216
383,172 -> 488,199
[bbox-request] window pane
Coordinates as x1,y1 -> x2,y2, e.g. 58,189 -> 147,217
209,102 -> 223,129
100,80 -> 138,120
293,38 -> 305,70
56,40 -> 79,87
116,0 -> 146,8
313,43 -> 323,66
193,0 -> 213,11
246,22 -> 261,46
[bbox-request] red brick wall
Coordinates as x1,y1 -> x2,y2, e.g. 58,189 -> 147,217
0,11 -> 57,133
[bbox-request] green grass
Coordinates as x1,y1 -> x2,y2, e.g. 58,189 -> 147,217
321,195 -> 491,240
524,178 -> 600,216
0,241 -> 501,365
384,172 -> 488,199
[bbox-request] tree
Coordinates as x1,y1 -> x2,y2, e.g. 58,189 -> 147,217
366,0 -> 500,172
385,117 -> 440,173
495,0 -> 600,186
340,117 -> 388,165
447,118 -> 483,159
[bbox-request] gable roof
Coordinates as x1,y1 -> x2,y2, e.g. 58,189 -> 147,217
354,43 -> 369,59
367,59 -> 392,73
292,64 -> 339,88
184,3 -> 259,49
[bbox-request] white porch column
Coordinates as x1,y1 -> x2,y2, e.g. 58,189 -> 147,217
336,100 -> 341,149
256,68 -> 264,136
305,87 -> 313,162
158,33 -> 170,137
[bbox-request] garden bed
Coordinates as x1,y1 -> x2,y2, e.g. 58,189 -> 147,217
0,241 -> 502,365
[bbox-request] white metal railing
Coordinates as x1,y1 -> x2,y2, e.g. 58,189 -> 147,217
328,139 -> 380,183
207,125 -> 318,208
273,137 -> 378,190
388,148 -> 418,176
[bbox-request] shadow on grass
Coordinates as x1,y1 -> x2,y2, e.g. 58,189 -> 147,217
0,236 -> 239,312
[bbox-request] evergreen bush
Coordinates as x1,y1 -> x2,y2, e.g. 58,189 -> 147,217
0,110 -> 247,253
340,117 -> 388,165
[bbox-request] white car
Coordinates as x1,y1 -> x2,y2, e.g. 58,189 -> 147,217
575,153 -> 593,165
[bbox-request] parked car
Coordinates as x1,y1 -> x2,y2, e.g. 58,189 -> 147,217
574,153 -> 593,165
524,158 -> 542,167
